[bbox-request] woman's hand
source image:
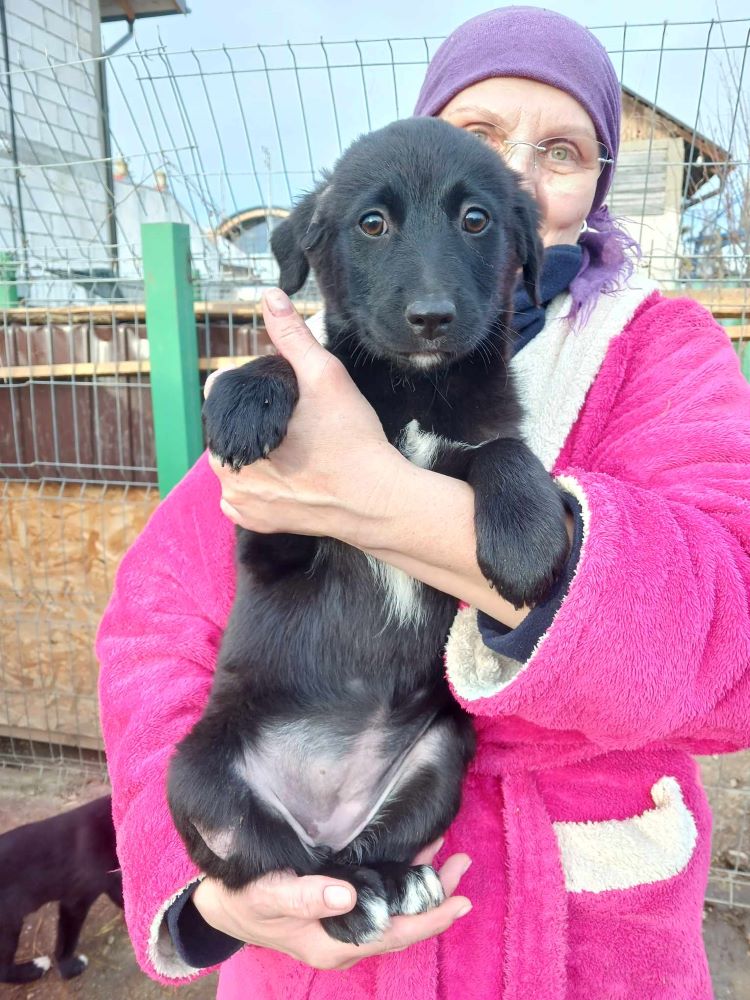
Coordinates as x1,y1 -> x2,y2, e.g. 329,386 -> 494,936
207,289 -> 410,545
192,839 -> 472,971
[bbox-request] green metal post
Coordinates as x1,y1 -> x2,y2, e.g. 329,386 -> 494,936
142,223 -> 204,497
0,251 -> 19,307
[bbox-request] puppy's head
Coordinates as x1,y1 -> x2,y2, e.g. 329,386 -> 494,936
271,117 -> 542,369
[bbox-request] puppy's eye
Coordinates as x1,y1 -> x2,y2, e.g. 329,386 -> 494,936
462,208 -> 490,234
359,212 -> 388,237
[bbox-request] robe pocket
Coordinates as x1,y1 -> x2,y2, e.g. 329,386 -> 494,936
552,776 -> 698,894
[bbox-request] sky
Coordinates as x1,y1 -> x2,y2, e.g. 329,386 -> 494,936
104,0 -> 749,50
99,2 -> 749,234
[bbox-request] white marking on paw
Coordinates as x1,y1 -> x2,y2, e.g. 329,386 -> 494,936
358,889 -> 391,941
78,954 -> 88,967
399,866 -> 445,915
33,956 -> 51,972
365,555 -> 425,627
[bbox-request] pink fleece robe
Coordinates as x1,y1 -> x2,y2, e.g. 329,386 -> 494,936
97,279 -> 750,999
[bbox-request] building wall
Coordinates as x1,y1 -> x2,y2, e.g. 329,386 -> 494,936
0,0 -> 108,300
609,137 -> 686,283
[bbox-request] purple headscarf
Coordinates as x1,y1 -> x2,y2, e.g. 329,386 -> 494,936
413,6 -> 640,320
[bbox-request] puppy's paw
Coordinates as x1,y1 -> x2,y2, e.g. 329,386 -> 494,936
58,954 -> 88,979
320,868 -> 390,945
203,357 -> 299,471
475,488 -> 569,609
384,863 -> 445,916
470,438 -> 569,609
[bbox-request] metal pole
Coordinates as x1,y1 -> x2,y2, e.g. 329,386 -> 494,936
142,222 -> 203,496
0,251 -> 18,307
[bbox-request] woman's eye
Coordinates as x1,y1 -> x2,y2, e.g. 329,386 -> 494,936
462,207 -> 490,234
548,143 -> 574,161
359,212 -> 388,237
468,128 -> 492,144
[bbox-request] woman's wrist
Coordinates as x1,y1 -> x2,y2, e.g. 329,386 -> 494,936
192,878 -> 240,940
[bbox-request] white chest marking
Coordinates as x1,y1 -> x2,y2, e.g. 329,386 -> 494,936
365,555 -> 425,628
399,419 -> 442,470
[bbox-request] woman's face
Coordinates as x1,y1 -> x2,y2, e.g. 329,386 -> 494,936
439,77 -> 602,248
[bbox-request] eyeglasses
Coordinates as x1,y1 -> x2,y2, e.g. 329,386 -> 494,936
467,126 -> 613,177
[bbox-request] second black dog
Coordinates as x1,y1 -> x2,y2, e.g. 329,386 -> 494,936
0,794 -> 123,983
168,117 -> 569,944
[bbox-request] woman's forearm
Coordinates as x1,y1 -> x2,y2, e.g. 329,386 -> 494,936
341,457 -> 534,628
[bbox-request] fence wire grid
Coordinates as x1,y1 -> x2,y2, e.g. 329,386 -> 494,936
0,6 -> 749,909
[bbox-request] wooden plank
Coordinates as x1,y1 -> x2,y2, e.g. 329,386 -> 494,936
1,298 -> 323,324
0,724 -> 103,752
662,287 -> 748,318
1,355 -> 256,380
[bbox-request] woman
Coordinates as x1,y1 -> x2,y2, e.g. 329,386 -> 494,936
97,7 -> 750,998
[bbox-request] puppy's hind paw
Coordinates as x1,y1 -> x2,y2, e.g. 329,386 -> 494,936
390,864 -> 444,916
203,357 -> 299,471
320,868 -> 391,946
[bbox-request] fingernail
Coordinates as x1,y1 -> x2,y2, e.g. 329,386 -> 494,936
460,858 -> 473,877
265,287 -> 293,316
456,902 -> 472,918
323,885 -> 352,910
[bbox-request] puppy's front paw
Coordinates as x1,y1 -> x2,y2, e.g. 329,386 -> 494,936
203,357 -> 299,471
470,438 -> 570,609
476,497 -> 569,609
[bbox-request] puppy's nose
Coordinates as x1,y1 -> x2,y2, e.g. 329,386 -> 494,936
405,298 -> 456,341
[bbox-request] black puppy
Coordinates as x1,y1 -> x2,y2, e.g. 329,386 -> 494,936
168,117 -> 569,944
0,794 -> 123,983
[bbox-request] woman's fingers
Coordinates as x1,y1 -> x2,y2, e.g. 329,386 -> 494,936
436,852 -> 472,897
262,288 -> 334,381
246,871 -> 357,921
411,836 -> 445,866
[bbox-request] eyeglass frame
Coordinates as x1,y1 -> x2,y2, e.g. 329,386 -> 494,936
472,131 -> 614,177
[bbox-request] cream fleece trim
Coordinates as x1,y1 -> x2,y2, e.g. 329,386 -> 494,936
446,474 -> 591,700
510,275 -> 658,473
554,776 -> 698,893
445,277 -> 657,700
148,875 -> 206,979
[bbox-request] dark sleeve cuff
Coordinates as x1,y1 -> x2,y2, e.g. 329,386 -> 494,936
476,491 -> 583,662
165,882 -> 244,969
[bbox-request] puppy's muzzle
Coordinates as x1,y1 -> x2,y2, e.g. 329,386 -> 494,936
405,298 -> 456,342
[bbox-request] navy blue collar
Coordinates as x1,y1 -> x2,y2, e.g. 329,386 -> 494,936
511,243 -> 583,356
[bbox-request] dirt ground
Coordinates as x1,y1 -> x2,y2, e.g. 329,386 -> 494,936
1,766 -> 749,999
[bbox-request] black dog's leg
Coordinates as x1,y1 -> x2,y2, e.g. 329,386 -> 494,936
319,710 -> 475,945
203,356 -> 299,472
56,895 -> 96,979
467,437 -> 569,608
0,913 -> 50,984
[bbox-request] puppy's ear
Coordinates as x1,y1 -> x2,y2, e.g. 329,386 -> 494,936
270,184 -> 331,295
512,190 -> 543,305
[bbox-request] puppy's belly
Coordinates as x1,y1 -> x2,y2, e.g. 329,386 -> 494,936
234,716 -> 445,853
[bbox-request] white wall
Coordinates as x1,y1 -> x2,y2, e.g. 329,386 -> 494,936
0,0 -> 109,301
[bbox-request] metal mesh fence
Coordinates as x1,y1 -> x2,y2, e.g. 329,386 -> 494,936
0,10 -> 749,905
